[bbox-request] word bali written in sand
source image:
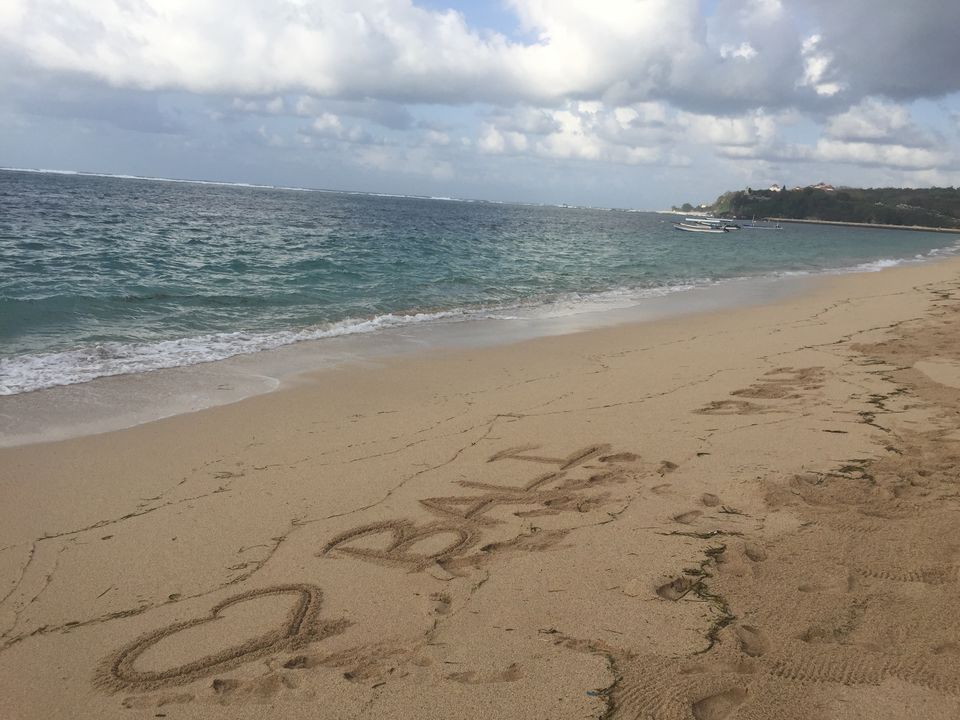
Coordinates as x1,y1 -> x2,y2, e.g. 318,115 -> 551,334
97,444 -> 640,692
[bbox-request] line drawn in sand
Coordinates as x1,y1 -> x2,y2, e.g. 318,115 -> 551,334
320,520 -> 479,572
487,444 -> 610,469
695,367 -> 825,415
694,399 -> 777,416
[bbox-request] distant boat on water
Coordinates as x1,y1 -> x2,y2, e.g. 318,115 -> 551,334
673,221 -> 728,233
686,217 -> 740,229
740,217 -> 783,230
673,216 -> 740,233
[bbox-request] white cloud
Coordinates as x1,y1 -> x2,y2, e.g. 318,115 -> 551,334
304,112 -> 371,144
424,130 -> 451,146
479,101 -> 675,166
825,98 -> 935,148
2,0 -> 515,100
805,0 -> 960,100
257,125 -> 285,147
355,145 -> 454,180
535,110 -> 604,161
312,113 -> 343,136
0,0 -> 867,111
705,113 -> 953,173
0,0 -> 26,32
720,42 -> 758,60
3,0 -> 960,200
478,124 -> 528,154
799,34 -> 843,97
679,109 -> 776,149
489,107 -> 560,135
811,139 -> 946,170
5,2 -> 960,115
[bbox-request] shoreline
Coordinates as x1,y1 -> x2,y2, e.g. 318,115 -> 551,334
0,272 -> 816,448
3,257 -> 960,717
769,216 -> 960,233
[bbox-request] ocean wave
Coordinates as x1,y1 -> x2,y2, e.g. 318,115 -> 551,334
5,241 -> 960,397
4,245 -> 959,396
847,257 -> 904,272
0,309 -> 471,395
0,282 -> 712,395
831,243 -> 960,275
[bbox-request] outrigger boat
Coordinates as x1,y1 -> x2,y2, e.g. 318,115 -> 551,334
687,217 -> 740,230
673,221 -> 728,233
673,216 -> 740,233
740,216 -> 783,230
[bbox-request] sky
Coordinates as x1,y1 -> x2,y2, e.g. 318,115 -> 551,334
2,0 -> 960,209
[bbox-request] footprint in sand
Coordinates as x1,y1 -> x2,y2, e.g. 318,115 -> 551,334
734,625 -> 769,657
701,493 -> 721,507
658,460 -> 679,476
742,541 -> 767,562
656,576 -> 696,601
430,592 -> 452,615
210,674 -> 299,702
914,357 -> 960,388
692,687 -> 748,720
446,663 -> 524,684
673,510 -> 703,524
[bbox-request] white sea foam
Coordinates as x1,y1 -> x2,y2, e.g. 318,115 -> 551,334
847,257 -> 903,272
0,309 -> 469,395
0,282 -> 713,395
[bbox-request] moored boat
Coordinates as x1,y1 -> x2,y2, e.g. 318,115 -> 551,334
684,217 -> 740,230
740,218 -> 783,230
673,221 -> 728,233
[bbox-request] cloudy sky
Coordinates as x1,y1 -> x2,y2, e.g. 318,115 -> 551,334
2,0 -> 960,208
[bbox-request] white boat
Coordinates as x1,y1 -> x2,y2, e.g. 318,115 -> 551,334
684,217 -> 740,230
674,222 -> 728,233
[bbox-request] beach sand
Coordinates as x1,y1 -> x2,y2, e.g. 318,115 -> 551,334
2,258 -> 960,719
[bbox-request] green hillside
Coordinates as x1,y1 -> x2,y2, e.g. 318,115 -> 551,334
685,186 -> 960,229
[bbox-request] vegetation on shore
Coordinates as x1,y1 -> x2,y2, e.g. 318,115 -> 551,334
674,186 -> 960,229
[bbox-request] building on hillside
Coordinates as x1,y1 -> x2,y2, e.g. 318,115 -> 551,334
812,182 -> 835,192
769,183 -> 783,192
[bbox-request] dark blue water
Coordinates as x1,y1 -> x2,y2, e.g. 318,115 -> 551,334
1,168 -> 957,394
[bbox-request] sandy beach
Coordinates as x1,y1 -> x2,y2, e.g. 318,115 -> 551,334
3,258 -> 960,719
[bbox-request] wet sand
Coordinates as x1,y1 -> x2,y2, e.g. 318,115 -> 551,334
2,258 -> 960,719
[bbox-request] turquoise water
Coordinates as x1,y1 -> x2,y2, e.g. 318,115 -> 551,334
2,168 -> 957,394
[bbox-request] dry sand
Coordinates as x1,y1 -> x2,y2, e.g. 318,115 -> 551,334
2,258 -> 960,719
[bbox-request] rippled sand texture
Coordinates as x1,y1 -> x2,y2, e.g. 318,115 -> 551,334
3,258 -> 960,719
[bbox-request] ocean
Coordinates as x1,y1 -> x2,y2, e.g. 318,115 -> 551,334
2,168 -> 958,397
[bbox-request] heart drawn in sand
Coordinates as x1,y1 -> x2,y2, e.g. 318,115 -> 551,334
96,584 -> 341,693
